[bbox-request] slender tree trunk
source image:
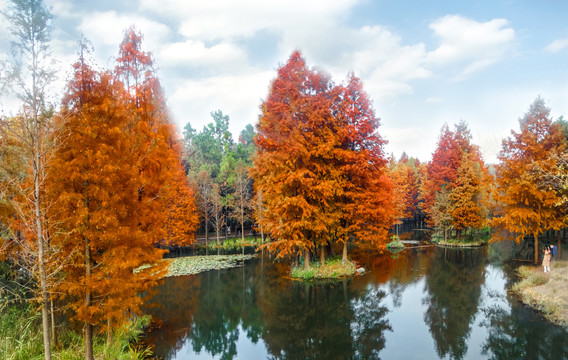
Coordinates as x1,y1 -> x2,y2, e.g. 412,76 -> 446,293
534,233 -> 539,265
50,299 -> 57,349
84,238 -> 94,360
304,248 -> 310,270
216,225 -> 220,255
320,245 -> 325,264
107,318 -> 112,344
557,231 -> 562,260
342,241 -> 347,263
84,322 -> 94,360
260,225 -> 264,243
241,202 -> 245,255
204,217 -> 209,246
35,153 -> 52,360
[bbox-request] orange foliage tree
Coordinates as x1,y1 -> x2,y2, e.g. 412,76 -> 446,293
449,152 -> 491,237
49,29 -> 197,359
163,162 -> 199,247
389,154 -> 423,233
333,74 -> 394,260
114,27 -> 198,248
493,98 -> 566,264
252,52 -> 340,268
48,49 -> 168,359
252,52 -> 393,265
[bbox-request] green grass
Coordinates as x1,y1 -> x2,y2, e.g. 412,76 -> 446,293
290,257 -> 356,280
0,304 -> 152,360
204,236 -> 266,251
386,235 -> 404,249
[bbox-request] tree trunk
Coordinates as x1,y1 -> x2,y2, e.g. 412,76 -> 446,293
260,225 -> 264,243
241,203 -> 245,255
534,233 -> 539,265
342,241 -> 348,263
205,217 -> 209,247
558,231 -> 562,260
304,248 -> 310,270
50,299 -> 57,349
35,156 -> 51,360
107,318 -> 112,344
320,245 -> 325,264
216,226 -> 220,255
84,322 -> 94,360
84,238 -> 94,360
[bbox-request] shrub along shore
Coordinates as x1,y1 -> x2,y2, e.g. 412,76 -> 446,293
513,261 -> 568,327
290,257 -> 358,280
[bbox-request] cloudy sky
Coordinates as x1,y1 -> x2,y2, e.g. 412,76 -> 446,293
1,0 -> 568,163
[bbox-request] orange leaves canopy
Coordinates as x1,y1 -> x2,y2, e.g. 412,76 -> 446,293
493,98 -> 566,242
48,30 -> 198,332
252,52 -> 394,258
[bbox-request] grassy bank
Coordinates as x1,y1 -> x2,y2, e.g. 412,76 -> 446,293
512,261 -> 568,327
435,240 -> 486,247
291,258 -> 357,280
205,235 -> 266,251
0,304 -> 151,360
386,236 -> 404,250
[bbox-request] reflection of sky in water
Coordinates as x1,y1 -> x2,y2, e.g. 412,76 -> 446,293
178,324 -> 269,360
381,279 -> 437,360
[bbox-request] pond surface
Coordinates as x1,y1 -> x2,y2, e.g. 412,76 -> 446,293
144,244 -> 568,359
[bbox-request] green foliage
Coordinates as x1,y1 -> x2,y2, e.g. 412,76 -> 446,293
0,304 -> 42,360
0,303 -> 151,360
386,235 -> 404,249
291,258 -> 356,280
291,267 -> 316,280
184,110 -> 234,181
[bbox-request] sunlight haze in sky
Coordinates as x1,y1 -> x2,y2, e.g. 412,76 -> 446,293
1,0 -> 567,164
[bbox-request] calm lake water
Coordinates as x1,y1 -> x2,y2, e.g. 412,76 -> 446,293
143,243 -> 568,359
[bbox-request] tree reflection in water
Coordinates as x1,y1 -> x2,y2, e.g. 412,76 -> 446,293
143,245 -> 568,359
480,263 -> 568,360
422,247 -> 486,360
144,255 -> 392,359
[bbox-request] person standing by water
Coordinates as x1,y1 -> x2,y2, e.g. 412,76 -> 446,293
543,246 -> 552,273
550,244 -> 558,263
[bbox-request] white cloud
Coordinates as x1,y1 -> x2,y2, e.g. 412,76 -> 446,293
78,11 -> 170,64
425,97 -> 442,104
426,15 -> 515,78
140,0 -> 356,41
168,70 -> 275,135
544,38 -> 568,53
159,40 -> 247,70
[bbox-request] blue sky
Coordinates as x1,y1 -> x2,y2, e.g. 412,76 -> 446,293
1,0 -> 567,163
